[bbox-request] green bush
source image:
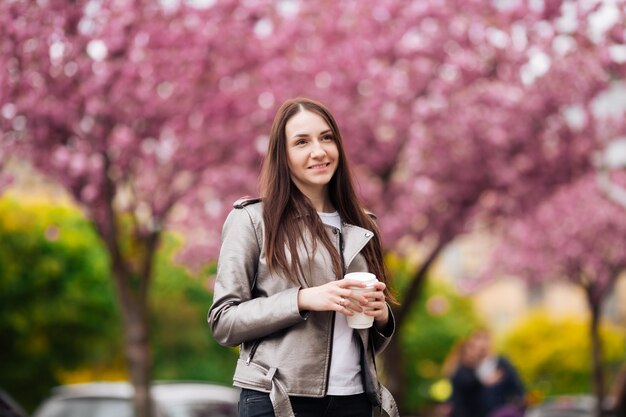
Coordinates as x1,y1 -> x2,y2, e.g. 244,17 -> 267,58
0,194 -> 236,411
0,194 -> 121,411
500,310 -> 626,400
387,254 -> 481,412
150,235 -> 238,383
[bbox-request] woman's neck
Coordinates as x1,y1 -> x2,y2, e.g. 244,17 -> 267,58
305,191 -> 334,213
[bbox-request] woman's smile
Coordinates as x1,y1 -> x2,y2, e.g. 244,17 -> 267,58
308,162 -> 331,170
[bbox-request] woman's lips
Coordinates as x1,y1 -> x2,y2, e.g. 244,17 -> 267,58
308,162 -> 330,169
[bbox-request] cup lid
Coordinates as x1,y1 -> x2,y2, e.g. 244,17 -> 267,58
344,272 -> 377,285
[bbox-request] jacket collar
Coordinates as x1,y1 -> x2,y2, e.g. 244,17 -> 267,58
325,223 -> 374,270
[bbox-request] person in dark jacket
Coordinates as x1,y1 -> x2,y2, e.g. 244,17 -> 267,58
473,330 -> 526,417
448,335 -> 487,417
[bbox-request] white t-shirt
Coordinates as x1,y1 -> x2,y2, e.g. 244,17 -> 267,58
317,211 -> 364,395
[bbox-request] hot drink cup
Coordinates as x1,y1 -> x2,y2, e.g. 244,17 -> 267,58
343,272 -> 378,329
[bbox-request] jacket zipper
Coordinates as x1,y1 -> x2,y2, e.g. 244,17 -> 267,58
246,340 -> 260,365
324,227 -> 346,394
339,229 -> 346,275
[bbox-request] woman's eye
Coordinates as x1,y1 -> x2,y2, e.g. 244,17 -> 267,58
322,135 -> 334,141
295,139 -> 307,146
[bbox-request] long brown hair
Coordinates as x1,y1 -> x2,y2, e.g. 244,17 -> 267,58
260,97 -> 391,298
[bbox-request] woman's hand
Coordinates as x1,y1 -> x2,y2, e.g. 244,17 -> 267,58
363,281 -> 389,330
298,279 -> 369,315
482,368 -> 504,386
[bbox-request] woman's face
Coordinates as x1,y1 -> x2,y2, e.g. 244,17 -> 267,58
285,109 -> 339,199
461,338 -> 482,367
472,332 -> 492,358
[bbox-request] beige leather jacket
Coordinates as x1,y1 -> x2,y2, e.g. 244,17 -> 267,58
208,198 -> 398,417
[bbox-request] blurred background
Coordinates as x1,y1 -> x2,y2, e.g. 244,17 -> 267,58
1,0 -> 626,416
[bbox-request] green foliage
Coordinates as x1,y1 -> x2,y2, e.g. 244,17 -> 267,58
387,255 -> 481,411
150,235 -> 238,383
0,195 -> 236,412
500,311 -> 626,399
0,194 -> 121,411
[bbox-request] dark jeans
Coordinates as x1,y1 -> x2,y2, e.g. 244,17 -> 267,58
238,388 -> 372,417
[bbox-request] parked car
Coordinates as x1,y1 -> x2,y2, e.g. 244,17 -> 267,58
525,395 -> 615,417
33,381 -> 239,417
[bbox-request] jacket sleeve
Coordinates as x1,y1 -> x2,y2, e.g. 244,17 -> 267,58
208,207 -> 306,347
500,356 -> 525,399
371,304 -> 395,355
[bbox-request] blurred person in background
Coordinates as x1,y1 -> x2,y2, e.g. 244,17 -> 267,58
444,329 -> 525,417
473,329 -> 526,417
445,334 -> 486,417
208,98 -> 397,417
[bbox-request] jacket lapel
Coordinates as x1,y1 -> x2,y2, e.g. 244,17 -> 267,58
341,224 -> 374,269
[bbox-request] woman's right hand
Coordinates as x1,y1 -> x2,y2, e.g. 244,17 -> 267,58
298,279 -> 368,315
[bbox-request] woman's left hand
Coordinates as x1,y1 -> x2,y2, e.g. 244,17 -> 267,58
363,281 -> 389,330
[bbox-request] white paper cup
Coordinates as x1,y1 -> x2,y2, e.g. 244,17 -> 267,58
343,272 -> 378,329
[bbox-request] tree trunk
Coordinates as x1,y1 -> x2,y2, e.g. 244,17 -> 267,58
98,152 -> 160,417
587,289 -> 605,417
109,264 -> 153,417
395,242 -> 445,325
381,242 -> 446,411
120,298 -> 152,417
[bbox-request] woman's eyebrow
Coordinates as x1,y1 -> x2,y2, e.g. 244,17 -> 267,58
290,129 -> 332,139
292,133 -> 310,139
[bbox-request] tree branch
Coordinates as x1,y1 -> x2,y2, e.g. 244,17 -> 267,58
394,240 -> 447,326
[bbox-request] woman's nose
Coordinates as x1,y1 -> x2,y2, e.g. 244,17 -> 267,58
310,140 -> 326,158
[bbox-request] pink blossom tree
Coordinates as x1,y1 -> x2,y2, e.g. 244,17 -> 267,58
1,1 -> 275,416
3,0 -> 626,413
483,175 -> 626,417
254,0 -> 626,404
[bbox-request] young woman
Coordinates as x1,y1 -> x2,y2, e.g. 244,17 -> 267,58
472,330 -> 525,417
447,335 -> 486,417
208,98 -> 398,417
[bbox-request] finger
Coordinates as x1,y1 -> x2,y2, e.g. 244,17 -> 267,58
337,303 -> 355,316
363,302 -> 386,315
343,291 -> 369,306
327,284 -> 352,297
336,288 -> 358,303
372,282 -> 386,291
338,295 -> 350,308
335,296 -> 357,315
337,279 -> 367,289
363,291 -> 385,302
343,298 -> 363,313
